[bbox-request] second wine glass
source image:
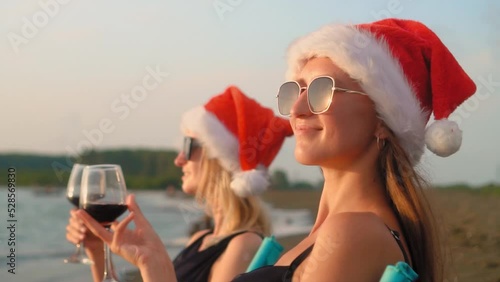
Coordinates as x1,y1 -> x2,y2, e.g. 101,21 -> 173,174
80,164 -> 128,282
64,163 -> 93,265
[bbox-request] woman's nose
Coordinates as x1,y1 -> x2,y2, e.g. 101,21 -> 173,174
290,89 -> 312,117
174,151 -> 187,167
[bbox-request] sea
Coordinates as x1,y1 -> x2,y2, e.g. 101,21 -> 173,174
0,187 -> 313,282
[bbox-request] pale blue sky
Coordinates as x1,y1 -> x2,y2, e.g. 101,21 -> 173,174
1,0 -> 499,186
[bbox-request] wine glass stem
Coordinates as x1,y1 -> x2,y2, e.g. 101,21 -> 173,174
103,227 -> 118,282
75,243 -> 83,255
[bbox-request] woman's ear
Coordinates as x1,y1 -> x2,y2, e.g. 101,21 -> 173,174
375,119 -> 390,140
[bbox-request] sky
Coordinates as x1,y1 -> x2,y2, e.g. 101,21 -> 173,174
1,0 -> 499,186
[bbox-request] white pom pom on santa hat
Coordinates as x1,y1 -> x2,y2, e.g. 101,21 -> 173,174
230,168 -> 270,197
425,119 -> 462,157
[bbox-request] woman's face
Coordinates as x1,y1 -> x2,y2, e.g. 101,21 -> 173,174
174,136 -> 202,195
290,57 -> 379,168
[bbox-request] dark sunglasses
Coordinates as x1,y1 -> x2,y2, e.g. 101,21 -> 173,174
183,137 -> 201,160
276,76 -> 367,116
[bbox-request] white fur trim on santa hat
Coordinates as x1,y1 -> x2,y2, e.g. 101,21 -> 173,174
181,106 -> 240,173
425,119 -> 462,157
286,24 -> 428,164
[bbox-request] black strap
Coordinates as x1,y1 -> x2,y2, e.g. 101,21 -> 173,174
241,230 -> 265,240
283,244 -> 314,281
191,230 -> 213,246
202,230 -> 264,249
222,230 -> 262,242
387,228 -> 410,264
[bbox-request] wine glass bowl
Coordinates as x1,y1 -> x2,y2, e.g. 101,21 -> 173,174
80,164 -> 128,282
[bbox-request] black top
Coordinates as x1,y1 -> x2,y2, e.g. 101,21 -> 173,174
173,230 -> 261,282
231,243 -> 313,282
231,227 -> 410,282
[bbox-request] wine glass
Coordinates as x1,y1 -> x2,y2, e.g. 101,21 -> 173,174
80,164 -> 128,282
64,163 -> 93,265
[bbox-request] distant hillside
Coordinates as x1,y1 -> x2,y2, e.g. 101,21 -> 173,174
0,149 -> 182,190
0,149 -> 322,190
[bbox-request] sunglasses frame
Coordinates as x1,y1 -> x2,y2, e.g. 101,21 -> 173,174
276,76 -> 367,116
183,137 -> 201,161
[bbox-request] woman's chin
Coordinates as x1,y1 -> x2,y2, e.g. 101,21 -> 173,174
181,185 -> 196,195
294,150 -> 319,166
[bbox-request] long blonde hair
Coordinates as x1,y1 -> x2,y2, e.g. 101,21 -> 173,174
195,150 -> 271,236
379,131 -> 443,282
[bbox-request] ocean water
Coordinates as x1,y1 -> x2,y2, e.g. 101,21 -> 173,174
0,187 -> 313,282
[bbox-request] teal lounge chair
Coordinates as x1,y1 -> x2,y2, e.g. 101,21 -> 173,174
246,235 -> 284,272
380,261 -> 418,282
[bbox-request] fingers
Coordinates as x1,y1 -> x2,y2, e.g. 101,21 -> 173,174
126,194 -> 150,227
126,194 -> 141,214
66,226 -> 83,244
112,212 -> 135,234
69,210 -> 87,231
66,209 -> 86,244
75,210 -> 113,245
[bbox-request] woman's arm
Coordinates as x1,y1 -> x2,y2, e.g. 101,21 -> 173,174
76,194 -> 178,282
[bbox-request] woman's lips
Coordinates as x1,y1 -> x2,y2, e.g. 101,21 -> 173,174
294,124 -> 321,134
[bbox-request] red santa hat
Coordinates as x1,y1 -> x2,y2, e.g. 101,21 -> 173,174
286,18 -> 477,164
181,86 -> 293,197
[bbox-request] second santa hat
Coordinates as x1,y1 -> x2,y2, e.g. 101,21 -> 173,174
181,86 -> 293,197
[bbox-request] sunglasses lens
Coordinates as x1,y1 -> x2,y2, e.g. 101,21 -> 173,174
183,137 -> 192,160
308,77 -> 334,113
183,137 -> 201,160
277,82 -> 300,115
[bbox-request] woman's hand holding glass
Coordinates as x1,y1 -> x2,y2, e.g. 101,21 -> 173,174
64,163 -> 95,265
76,194 -> 176,282
66,209 -> 104,258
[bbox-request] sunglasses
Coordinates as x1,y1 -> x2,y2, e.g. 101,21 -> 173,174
183,137 -> 201,160
276,76 -> 367,116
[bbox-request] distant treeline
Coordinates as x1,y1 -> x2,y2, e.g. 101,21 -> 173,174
0,149 -> 322,190
434,183 -> 500,196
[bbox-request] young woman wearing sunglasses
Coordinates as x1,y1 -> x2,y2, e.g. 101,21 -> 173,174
66,86 -> 293,282
232,19 -> 476,282
73,18 -> 477,282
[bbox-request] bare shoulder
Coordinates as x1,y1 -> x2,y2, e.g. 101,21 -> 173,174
209,232 -> 263,282
322,211 -> 389,236
186,229 -> 212,246
316,212 -> 398,254
297,212 -> 403,281
226,231 -> 263,253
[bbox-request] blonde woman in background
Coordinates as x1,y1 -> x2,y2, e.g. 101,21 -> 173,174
67,86 -> 293,282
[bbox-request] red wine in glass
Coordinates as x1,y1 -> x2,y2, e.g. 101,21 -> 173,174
83,203 -> 128,227
67,196 -> 80,207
